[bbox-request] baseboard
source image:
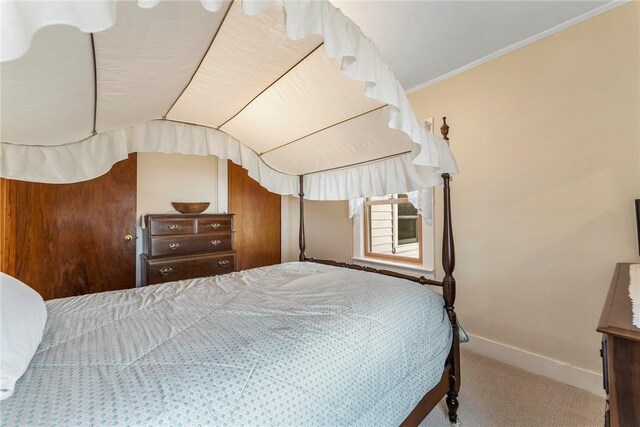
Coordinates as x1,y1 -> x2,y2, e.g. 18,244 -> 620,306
465,333 -> 604,397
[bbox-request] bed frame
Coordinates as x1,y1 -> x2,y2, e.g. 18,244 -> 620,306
296,117 -> 460,426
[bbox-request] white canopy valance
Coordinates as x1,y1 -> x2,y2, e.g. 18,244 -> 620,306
0,0 -> 458,199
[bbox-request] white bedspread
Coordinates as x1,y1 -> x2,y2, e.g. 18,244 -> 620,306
0,262 -> 452,426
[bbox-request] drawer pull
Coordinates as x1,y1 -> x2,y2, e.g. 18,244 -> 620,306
167,224 -> 181,230
218,260 -> 230,268
169,243 -> 180,250
159,267 -> 174,276
210,223 -> 221,229
211,239 -> 221,246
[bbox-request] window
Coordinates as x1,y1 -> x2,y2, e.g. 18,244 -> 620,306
364,194 -> 422,264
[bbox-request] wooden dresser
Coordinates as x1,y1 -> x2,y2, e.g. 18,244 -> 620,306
598,263 -> 640,427
141,213 -> 236,286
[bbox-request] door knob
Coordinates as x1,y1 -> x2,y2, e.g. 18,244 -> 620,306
124,234 -> 133,242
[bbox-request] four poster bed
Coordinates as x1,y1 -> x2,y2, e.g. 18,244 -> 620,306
0,0 -> 461,425
300,121 -> 460,426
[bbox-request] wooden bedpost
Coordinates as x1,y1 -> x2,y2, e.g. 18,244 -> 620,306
441,117 -> 460,423
298,175 -> 306,261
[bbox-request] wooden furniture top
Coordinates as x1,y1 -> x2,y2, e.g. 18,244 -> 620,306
144,213 -> 234,219
598,263 -> 640,342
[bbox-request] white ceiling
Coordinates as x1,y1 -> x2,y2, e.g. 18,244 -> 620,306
331,0 -> 618,92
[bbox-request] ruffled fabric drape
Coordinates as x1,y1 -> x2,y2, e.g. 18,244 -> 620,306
0,120 -> 298,194
1,120 -> 447,204
407,188 -> 434,225
303,152 -> 453,200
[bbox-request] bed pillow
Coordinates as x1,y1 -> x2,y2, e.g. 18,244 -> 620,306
0,273 -> 47,401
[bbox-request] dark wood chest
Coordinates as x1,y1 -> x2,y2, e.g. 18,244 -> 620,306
141,213 -> 236,286
598,263 -> 640,427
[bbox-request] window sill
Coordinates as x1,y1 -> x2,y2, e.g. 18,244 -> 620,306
351,256 -> 435,277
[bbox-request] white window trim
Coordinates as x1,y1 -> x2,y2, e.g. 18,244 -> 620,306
352,197 -> 435,277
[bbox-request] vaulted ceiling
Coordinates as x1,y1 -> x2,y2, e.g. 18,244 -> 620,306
332,0 -> 619,92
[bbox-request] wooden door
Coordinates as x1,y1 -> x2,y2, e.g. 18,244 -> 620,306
1,154 -> 137,299
228,161 -> 281,271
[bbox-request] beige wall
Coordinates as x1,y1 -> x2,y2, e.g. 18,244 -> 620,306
137,152 -> 219,215
415,3 -> 640,373
285,197 -> 353,263
135,152 -> 219,285
294,3 -> 640,374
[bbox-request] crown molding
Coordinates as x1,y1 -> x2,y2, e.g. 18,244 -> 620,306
406,0 -> 629,94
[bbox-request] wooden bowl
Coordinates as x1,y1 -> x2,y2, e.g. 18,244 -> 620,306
171,202 -> 210,214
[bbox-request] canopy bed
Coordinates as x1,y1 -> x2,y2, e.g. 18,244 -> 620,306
0,0 -> 461,425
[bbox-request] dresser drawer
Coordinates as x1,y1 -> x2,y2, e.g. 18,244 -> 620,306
148,217 -> 195,236
143,252 -> 235,285
141,214 -> 236,287
149,234 -> 232,257
197,217 -> 232,233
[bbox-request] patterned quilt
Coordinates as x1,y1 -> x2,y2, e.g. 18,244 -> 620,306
0,262 -> 452,426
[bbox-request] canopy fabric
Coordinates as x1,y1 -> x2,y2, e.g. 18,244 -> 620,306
0,0 -> 458,199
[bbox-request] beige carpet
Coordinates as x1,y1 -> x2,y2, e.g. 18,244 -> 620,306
420,350 -> 604,427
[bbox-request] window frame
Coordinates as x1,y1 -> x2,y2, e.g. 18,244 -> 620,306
363,196 -> 423,265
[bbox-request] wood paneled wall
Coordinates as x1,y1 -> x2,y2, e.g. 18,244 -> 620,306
0,178 -> 17,276
228,161 -> 281,271
1,155 -> 137,299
